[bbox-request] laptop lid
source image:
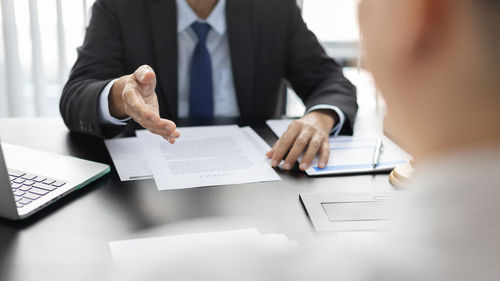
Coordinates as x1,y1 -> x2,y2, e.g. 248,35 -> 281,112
0,141 -> 110,220
0,143 -> 20,220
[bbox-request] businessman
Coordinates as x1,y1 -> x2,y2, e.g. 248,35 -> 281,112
60,0 -> 357,171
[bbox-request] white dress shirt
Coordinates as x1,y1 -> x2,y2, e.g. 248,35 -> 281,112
98,0 -> 346,135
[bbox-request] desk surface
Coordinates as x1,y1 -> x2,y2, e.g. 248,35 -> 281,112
0,117 -> 394,281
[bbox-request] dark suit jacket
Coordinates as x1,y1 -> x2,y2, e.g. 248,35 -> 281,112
60,0 -> 358,138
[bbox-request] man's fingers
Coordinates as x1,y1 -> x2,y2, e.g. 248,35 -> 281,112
123,90 -> 179,139
123,88 -> 146,117
142,116 -> 177,134
123,88 -> 154,120
144,123 -> 179,137
132,65 -> 155,84
266,150 -> 274,159
318,139 -> 330,169
147,127 -> 179,142
169,128 -> 181,138
299,135 -> 323,171
124,98 -> 152,124
283,132 -> 312,170
266,141 -> 279,159
270,124 -> 301,167
136,112 -> 180,139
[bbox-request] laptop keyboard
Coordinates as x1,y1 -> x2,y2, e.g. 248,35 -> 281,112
8,169 -> 67,209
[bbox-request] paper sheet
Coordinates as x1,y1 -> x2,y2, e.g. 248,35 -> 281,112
136,126 -> 281,190
104,137 -> 152,181
105,127 -> 273,182
240,126 -> 273,164
109,228 -> 296,265
266,119 -> 411,175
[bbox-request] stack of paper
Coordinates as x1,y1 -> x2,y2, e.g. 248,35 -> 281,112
109,228 -> 297,265
105,126 -> 280,189
104,137 -> 152,181
266,119 -> 411,176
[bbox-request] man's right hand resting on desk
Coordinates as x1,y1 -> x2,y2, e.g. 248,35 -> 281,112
108,65 -> 180,144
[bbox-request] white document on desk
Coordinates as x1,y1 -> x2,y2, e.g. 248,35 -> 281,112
266,119 -> 411,176
239,126 -> 273,165
136,126 -> 281,190
109,228 -> 296,265
104,137 -> 153,181
104,127 -> 273,182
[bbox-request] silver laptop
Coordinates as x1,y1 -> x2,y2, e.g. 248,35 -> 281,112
0,142 -> 110,220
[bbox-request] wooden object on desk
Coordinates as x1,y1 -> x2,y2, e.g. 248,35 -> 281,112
389,162 -> 415,188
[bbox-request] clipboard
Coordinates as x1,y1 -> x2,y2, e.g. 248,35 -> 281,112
266,119 -> 412,176
300,192 -> 396,232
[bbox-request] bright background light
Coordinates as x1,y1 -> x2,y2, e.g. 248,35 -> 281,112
302,0 -> 359,42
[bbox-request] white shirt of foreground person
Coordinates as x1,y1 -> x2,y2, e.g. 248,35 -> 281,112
106,147 -> 500,281
98,0 -> 346,134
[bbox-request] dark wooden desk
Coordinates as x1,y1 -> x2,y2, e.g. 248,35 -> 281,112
0,117 -> 394,281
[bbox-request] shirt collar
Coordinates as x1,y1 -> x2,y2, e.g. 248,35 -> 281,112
176,0 -> 226,35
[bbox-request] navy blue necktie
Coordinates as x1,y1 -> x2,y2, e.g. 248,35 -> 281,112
189,22 -> 214,118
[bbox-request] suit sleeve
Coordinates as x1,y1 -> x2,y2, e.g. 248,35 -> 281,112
59,0 -> 130,138
284,0 -> 358,135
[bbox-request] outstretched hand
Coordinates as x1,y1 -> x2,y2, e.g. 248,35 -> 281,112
108,65 -> 180,143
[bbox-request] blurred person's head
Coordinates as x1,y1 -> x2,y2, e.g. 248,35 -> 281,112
358,0 -> 500,160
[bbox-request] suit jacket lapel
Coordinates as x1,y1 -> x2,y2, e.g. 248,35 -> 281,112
226,0 -> 255,117
149,0 -> 178,119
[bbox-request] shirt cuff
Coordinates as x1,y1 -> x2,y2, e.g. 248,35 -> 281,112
99,79 -> 131,126
306,105 -> 346,137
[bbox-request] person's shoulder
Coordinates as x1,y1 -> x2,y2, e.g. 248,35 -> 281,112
93,0 -> 153,17
94,0 -> 150,11
95,0 -> 138,4
409,148 -> 500,216
250,0 -> 296,10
